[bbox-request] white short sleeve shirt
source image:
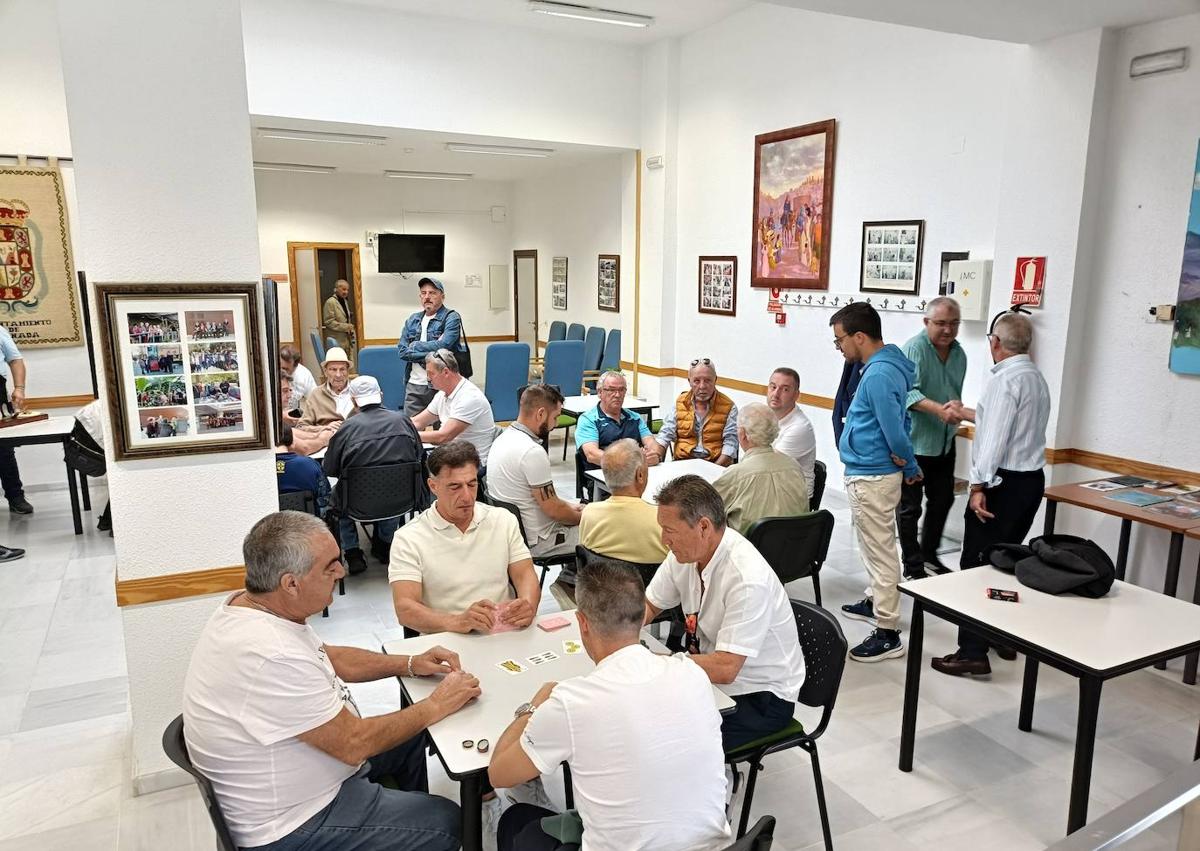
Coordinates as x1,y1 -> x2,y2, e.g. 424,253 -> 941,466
646,529 -> 805,702
486,424 -> 559,544
520,645 -> 731,851
289,363 -> 317,409
773,406 -> 817,497
182,601 -> 360,848
426,378 -> 497,464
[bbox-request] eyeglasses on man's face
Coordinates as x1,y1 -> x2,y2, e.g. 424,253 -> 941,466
833,333 -> 851,350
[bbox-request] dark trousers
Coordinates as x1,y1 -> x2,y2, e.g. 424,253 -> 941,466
957,468 -> 1045,659
498,804 -> 579,851
721,691 -> 795,752
0,445 -> 24,502
896,447 -> 956,573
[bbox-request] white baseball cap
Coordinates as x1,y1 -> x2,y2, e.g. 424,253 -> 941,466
348,375 -> 383,406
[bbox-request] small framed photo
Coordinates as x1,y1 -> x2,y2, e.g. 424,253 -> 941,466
597,254 -> 620,312
551,256 -> 568,310
95,283 -> 269,460
860,220 -> 924,294
698,256 -> 737,316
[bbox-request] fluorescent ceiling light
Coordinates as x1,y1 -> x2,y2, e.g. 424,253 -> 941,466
255,127 -> 387,146
528,1 -> 653,27
253,161 -> 336,174
1129,48 -> 1188,78
384,170 -> 473,181
445,142 -> 555,158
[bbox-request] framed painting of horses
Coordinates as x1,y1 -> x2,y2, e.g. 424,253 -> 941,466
750,119 -> 837,290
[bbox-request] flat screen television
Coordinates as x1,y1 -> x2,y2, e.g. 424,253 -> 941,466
377,233 -> 445,273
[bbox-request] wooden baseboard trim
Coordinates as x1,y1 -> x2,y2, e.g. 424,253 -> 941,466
27,393 -> 94,410
116,564 -> 245,607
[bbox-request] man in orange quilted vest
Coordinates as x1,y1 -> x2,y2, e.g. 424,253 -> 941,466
654,358 -> 739,467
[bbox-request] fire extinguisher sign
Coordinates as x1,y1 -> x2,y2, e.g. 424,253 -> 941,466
1011,257 -> 1046,306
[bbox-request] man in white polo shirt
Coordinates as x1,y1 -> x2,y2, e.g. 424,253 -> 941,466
390,440 -> 541,634
766,366 -> 817,498
411,348 -> 496,466
489,560 -> 731,851
644,475 -> 805,751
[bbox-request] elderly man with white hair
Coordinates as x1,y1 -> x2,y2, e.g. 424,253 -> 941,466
579,438 -> 669,565
713,403 -> 809,535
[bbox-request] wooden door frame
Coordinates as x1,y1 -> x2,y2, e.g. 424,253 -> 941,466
513,249 -> 538,347
286,241 -> 364,346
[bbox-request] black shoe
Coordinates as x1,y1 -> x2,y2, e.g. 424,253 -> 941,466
345,548 -> 368,575
8,498 -> 33,515
0,545 -> 25,562
370,540 -> 390,563
925,558 -> 951,575
931,652 -> 991,677
903,565 -> 929,580
993,644 -> 1018,661
97,515 -> 112,533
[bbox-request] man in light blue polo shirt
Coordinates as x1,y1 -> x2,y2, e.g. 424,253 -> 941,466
575,370 -> 659,469
0,326 -> 34,514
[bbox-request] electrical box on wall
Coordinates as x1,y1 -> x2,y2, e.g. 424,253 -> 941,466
946,260 -> 992,321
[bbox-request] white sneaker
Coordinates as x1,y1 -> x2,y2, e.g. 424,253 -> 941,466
481,794 -> 505,851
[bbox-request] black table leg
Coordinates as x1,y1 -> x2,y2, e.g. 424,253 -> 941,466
1155,532 -> 1185,670
79,469 -> 92,511
1043,499 -> 1057,536
899,603 -> 924,772
1114,519 -> 1131,582
1184,550 -> 1200,685
460,771 -> 484,851
1019,657 -> 1039,732
64,449 -> 83,535
1067,676 -> 1103,834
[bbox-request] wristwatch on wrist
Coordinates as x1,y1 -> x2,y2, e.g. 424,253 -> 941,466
514,701 -> 536,720
969,483 -> 986,494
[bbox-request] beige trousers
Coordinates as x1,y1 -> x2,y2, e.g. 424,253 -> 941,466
846,473 -> 904,631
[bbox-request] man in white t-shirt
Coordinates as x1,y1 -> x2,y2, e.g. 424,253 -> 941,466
182,510 -> 480,851
489,560 -> 731,851
390,440 -> 540,634
280,344 -> 316,413
766,367 -> 817,498
411,349 -> 496,466
487,384 -> 583,561
644,475 -> 805,752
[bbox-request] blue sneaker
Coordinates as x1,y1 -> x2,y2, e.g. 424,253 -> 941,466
840,598 -> 877,625
850,628 -> 905,663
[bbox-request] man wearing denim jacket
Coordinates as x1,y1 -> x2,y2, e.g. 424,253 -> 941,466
397,278 -> 463,417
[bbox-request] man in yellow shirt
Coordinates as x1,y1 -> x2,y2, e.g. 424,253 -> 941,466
579,439 -> 668,566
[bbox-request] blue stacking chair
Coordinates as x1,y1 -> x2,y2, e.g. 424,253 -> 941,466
309,332 -> 327,363
543,340 -> 585,458
581,326 -> 606,392
600,329 -> 621,373
566,323 -> 585,342
485,342 -> 530,423
547,321 -> 567,343
326,336 -> 338,353
356,346 -> 406,410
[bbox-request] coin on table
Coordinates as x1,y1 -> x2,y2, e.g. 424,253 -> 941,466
462,739 -> 474,749
476,739 -> 490,753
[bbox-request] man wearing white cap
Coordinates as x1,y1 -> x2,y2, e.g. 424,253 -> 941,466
298,347 -> 355,428
323,375 -> 426,574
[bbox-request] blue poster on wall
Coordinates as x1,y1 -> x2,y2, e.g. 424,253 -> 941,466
1170,140 -> 1200,375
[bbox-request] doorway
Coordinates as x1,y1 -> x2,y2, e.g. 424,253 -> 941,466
286,242 -> 363,372
513,249 -> 538,348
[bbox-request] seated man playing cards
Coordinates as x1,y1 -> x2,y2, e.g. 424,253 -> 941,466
390,441 -> 541,634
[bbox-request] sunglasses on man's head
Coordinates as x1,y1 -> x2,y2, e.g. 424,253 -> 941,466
690,358 -> 713,367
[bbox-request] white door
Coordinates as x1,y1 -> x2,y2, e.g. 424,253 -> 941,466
514,251 -> 537,347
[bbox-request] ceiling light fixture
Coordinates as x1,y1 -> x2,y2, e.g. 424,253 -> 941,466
528,1 -> 653,28
384,170 -> 474,181
444,142 -> 555,158
253,161 -> 336,174
255,127 -> 387,145
1129,47 -> 1188,78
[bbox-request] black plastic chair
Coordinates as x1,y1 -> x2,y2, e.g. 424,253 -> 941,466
342,461 -> 428,532
575,544 -> 680,632
725,602 -> 846,847
745,510 -> 834,606
162,715 -> 237,851
483,494 -> 570,588
574,446 -> 599,501
723,815 -> 776,851
810,460 -> 827,510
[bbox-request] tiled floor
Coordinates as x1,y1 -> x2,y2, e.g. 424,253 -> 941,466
1,446 -> 1195,850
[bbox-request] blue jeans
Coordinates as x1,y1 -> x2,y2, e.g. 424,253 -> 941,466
339,517 -> 400,553
249,736 -> 459,851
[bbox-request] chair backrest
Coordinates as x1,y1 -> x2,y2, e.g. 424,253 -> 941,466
278,489 -> 316,515
485,494 -> 532,546
309,331 -> 327,363
810,459 -> 827,510
356,346 -> 407,410
723,815 -> 776,850
342,462 -> 426,522
566,322 -> 586,341
162,715 -> 238,851
582,326 -> 606,372
745,510 -> 834,585
484,342 -> 531,422
543,340 -> 585,397
575,544 -> 660,588
792,600 -> 847,736
325,336 -> 338,352
548,320 -> 567,343
600,328 -> 621,372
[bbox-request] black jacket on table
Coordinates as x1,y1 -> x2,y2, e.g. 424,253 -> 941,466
321,404 -> 426,510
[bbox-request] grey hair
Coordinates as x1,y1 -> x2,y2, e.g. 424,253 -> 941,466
425,348 -> 460,373
576,560 -> 646,637
739,402 -> 779,448
993,313 -> 1033,354
656,474 -> 727,530
279,344 -> 301,365
924,296 -> 961,318
598,370 -> 626,390
600,438 -> 644,490
243,511 -> 330,593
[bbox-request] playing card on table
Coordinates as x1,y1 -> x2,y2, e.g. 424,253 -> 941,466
496,658 -> 528,674
562,639 -> 583,655
526,651 -> 559,666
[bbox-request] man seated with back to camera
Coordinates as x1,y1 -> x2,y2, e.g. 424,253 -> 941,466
578,438 -> 668,568
713,402 -> 809,535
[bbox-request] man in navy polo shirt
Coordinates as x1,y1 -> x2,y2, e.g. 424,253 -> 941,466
575,371 -> 660,470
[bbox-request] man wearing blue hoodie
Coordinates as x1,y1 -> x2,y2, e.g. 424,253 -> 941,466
830,303 -> 922,662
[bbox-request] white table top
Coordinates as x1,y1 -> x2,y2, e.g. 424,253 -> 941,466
901,567 -> 1200,675
587,457 -> 727,505
561,395 -> 656,416
382,609 -> 734,777
310,442 -> 434,462
0,414 -> 75,440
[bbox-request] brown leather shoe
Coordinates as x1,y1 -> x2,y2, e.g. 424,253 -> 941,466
931,653 -> 991,677
993,644 -> 1018,661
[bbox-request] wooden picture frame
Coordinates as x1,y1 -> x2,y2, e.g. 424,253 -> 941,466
551,256 -> 568,310
597,254 -> 620,312
860,220 -> 924,295
698,256 -> 737,316
751,119 -> 837,290
94,282 -> 269,460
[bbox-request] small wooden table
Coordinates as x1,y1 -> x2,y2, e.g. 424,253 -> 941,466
0,415 -> 90,535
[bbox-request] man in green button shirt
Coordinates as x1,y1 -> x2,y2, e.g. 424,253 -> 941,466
897,297 -> 967,579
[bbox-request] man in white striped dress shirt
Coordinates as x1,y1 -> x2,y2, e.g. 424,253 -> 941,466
931,312 -> 1051,677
